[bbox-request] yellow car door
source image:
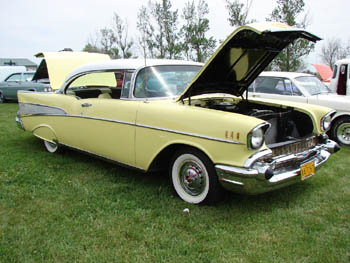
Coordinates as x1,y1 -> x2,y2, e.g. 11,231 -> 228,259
72,97 -> 140,167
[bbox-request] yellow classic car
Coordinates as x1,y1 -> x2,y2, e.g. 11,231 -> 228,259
16,23 -> 340,204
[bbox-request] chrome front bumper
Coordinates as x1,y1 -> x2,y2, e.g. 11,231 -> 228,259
216,140 -> 340,195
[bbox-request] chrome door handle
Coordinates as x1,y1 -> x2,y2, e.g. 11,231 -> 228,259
81,103 -> 92,107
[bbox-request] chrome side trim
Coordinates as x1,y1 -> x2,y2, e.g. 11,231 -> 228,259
65,115 -> 135,126
19,103 -> 244,145
136,123 -> 244,145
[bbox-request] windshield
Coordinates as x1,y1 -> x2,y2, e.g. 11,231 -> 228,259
294,76 -> 331,95
134,65 -> 201,98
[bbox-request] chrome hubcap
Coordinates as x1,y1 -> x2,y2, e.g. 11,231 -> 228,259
179,162 -> 205,196
337,123 -> 350,145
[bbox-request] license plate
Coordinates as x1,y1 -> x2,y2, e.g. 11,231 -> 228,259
301,161 -> 315,181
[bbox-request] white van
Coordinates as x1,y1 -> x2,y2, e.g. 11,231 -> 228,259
0,66 -> 26,82
329,59 -> 350,95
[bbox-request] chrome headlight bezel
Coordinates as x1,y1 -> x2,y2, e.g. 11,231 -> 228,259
247,123 -> 271,150
321,110 -> 335,132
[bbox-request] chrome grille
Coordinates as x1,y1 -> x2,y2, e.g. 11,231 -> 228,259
272,151 -> 317,171
270,136 -> 318,158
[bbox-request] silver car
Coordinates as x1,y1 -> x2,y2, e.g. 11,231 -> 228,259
248,71 -> 350,146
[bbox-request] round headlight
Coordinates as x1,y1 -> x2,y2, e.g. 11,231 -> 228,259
321,112 -> 334,131
248,124 -> 269,150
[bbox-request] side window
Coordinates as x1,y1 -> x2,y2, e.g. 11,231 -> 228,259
250,77 -> 265,93
291,81 -> 302,96
248,81 -> 254,92
275,80 -> 287,94
340,65 -> 346,75
5,73 -> 21,82
248,78 -> 263,92
66,71 -> 122,99
332,65 -> 338,79
115,72 -> 124,88
121,71 -> 134,98
281,79 -> 293,95
23,73 -> 34,82
255,77 -> 283,94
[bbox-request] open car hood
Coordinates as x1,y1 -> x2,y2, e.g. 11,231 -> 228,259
179,22 -> 321,100
32,52 -> 110,90
312,64 -> 333,81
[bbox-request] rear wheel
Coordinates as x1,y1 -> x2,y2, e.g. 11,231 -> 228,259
44,140 -> 60,153
331,117 -> 350,146
169,148 -> 223,204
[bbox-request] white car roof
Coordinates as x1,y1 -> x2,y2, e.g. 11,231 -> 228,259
259,71 -> 312,79
334,58 -> 350,65
65,59 -> 203,83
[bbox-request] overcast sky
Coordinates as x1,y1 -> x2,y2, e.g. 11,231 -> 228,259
1,0 -> 349,68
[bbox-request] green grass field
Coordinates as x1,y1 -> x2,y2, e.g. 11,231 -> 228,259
0,103 -> 349,263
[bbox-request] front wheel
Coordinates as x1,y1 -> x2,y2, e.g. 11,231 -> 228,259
331,117 -> 350,146
169,148 -> 223,204
0,93 -> 5,103
44,140 -> 60,153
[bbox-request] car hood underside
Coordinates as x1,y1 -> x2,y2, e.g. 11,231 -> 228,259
179,23 -> 321,101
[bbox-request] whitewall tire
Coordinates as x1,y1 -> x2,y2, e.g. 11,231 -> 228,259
170,148 -> 223,204
44,140 -> 59,153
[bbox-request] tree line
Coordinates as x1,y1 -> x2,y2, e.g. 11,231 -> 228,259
83,0 -> 348,72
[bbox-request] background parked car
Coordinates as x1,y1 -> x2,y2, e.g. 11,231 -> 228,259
248,71 -> 350,146
0,51 -> 111,103
33,51 -> 111,90
329,59 -> 350,95
0,71 -> 51,103
0,66 -> 27,82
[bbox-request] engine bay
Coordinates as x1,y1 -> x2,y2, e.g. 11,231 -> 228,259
191,97 -> 314,146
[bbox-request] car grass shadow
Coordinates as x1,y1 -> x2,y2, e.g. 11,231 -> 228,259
16,135 -> 315,213
219,181 -> 315,212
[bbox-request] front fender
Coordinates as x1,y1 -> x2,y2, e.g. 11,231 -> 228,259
134,100 -> 262,170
